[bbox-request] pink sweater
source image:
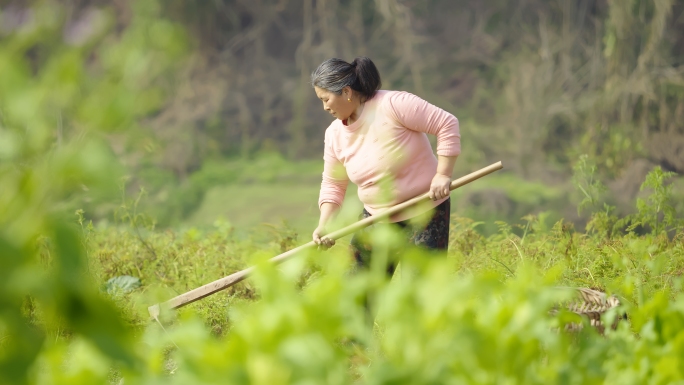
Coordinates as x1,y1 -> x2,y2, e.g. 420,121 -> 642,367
318,90 -> 461,222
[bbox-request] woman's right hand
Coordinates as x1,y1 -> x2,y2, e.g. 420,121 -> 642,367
313,225 -> 335,250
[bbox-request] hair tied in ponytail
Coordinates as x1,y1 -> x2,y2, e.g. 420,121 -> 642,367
311,56 -> 381,102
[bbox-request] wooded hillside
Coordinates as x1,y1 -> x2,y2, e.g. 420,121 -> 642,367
5,0 -> 683,225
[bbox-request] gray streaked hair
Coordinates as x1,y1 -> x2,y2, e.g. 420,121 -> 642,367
311,57 -> 382,101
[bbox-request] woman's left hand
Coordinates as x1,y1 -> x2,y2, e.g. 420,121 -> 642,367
429,173 -> 452,201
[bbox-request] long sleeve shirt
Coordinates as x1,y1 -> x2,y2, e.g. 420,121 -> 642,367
318,90 -> 461,222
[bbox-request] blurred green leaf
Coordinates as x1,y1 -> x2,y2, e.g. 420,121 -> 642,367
105,276 -> 142,294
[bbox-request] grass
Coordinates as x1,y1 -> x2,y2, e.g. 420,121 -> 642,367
11,204 -> 682,384
16,166 -> 684,384
186,183 -> 362,236
181,162 -> 566,239
90,212 -> 684,332
91,167 -> 682,334
188,183 -> 321,229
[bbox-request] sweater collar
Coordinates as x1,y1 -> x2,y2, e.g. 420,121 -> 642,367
336,91 -> 387,132
340,105 -> 367,132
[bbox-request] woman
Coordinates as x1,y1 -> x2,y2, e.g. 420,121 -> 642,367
311,56 -> 460,275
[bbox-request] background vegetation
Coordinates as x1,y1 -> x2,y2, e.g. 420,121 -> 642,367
130,0 -> 684,230
4,0 -> 678,231
1,0 -> 683,384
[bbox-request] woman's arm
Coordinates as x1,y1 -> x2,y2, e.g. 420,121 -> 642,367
315,128 -> 348,248
386,91 -> 461,200
429,154 -> 459,200
437,154 -> 459,176
385,91 -> 461,158
313,202 -> 340,248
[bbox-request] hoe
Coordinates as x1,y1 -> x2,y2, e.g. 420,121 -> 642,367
148,161 -> 623,333
149,161 -> 503,319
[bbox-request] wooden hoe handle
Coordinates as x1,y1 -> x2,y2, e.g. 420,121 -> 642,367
148,161 -> 503,318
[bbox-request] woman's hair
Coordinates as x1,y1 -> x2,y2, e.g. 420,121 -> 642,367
311,57 -> 382,101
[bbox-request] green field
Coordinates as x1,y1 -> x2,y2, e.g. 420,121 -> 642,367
187,181 -> 363,233
182,169 -> 567,239
188,183 -> 321,231
73,176 -> 684,383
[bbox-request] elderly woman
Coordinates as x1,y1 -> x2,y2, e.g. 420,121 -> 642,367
311,56 -> 461,276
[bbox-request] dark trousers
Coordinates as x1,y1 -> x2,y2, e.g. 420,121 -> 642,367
350,198 -> 451,278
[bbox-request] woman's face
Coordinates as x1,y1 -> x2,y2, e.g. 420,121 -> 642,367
314,86 -> 355,121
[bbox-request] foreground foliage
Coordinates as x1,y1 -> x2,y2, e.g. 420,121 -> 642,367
5,127 -> 684,383
28,208 -> 684,384
20,165 -> 681,384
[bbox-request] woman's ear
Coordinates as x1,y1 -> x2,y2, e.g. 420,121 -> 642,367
342,86 -> 353,99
